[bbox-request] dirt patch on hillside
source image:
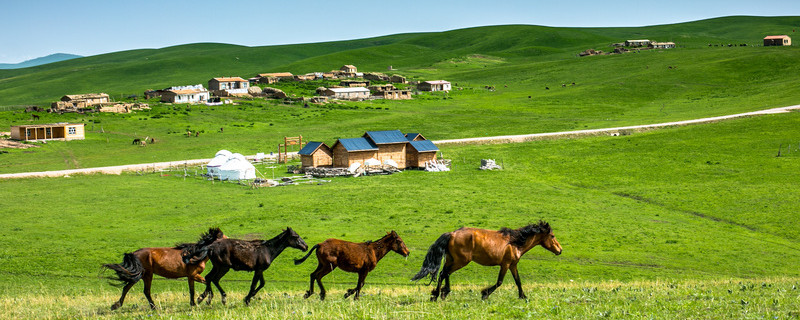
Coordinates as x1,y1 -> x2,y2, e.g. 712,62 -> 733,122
0,138 -> 39,149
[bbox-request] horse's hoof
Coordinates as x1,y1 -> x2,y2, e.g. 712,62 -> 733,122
110,302 -> 121,311
430,296 -> 438,302
519,295 -> 528,300
303,292 -> 312,299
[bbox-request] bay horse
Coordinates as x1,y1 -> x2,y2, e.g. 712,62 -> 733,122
196,227 -> 308,306
411,221 -> 561,301
102,227 -> 226,310
294,231 -> 410,301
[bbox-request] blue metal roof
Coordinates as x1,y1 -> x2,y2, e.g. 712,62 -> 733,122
364,130 -> 407,144
409,140 -> 439,152
337,137 -> 378,152
405,133 -> 421,141
298,141 -> 325,155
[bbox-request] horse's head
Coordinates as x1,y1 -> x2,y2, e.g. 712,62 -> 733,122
209,227 -> 228,240
539,225 -> 562,256
388,230 -> 410,257
285,227 -> 309,252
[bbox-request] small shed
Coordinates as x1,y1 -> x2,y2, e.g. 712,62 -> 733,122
322,87 -> 371,101
10,123 -> 85,141
624,39 -> 651,47
406,140 -> 439,168
650,42 -> 675,49
363,130 -> 408,169
61,93 -> 110,106
418,80 -> 451,92
340,80 -> 370,87
764,35 -> 791,46
373,90 -> 412,100
332,137 -> 378,168
298,141 -> 333,168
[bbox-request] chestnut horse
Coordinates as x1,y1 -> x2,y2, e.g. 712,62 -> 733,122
103,227 -> 226,310
412,221 -> 561,301
196,227 -> 308,306
294,231 -> 410,300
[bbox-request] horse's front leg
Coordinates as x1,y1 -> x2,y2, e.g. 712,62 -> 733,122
244,270 -> 264,306
197,267 -> 217,304
510,264 -> 526,299
344,272 -> 368,300
481,265 -> 508,300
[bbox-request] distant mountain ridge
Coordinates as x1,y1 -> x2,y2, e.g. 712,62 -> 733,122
0,53 -> 82,69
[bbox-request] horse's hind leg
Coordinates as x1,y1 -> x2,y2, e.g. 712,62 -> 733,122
198,266 -> 219,304
142,272 -> 156,309
315,263 -> 335,301
111,281 -> 136,310
481,265 -> 509,300
304,262 -> 324,299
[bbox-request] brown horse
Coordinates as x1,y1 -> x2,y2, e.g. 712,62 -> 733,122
294,231 -> 410,301
102,227 -> 226,310
196,227 -> 308,306
412,221 -> 561,301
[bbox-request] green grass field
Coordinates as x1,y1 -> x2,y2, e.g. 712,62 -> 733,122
2,16 -> 800,319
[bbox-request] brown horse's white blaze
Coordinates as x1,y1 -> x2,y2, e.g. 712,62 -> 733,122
295,231 -> 410,301
412,221 -> 561,301
102,227 -> 226,310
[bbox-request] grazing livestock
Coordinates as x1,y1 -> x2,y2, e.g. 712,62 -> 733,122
31,114 -> 40,120
412,221 -> 561,301
102,228 -> 226,310
294,231 -> 410,301
195,228 -> 308,306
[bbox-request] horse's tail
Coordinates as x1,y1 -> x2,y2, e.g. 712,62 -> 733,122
182,247 -> 209,265
294,244 -> 319,265
102,252 -> 144,286
411,232 -> 452,283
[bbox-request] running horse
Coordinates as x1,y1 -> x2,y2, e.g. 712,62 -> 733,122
412,221 -> 561,301
102,227 -> 226,310
195,227 -> 308,306
294,230 -> 410,300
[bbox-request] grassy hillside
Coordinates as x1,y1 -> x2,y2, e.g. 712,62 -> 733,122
1,111 -> 798,318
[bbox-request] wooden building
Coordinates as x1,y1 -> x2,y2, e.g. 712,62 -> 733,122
322,87 -> 371,100
405,133 -> 427,141
363,130 -> 408,169
417,80 -> 451,92
406,139 -> 439,168
340,65 -> 357,73
332,137 -> 378,168
10,123 -> 85,141
208,77 -> 249,95
764,35 -> 791,46
298,142 -> 333,168
61,93 -> 110,105
340,80 -> 370,87
373,90 -> 412,100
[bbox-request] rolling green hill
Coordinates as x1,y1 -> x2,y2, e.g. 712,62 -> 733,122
0,16 -> 798,106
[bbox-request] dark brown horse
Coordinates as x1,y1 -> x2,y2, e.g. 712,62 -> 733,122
412,221 -> 561,301
294,231 -> 410,301
102,227 -> 226,310
196,227 -> 308,306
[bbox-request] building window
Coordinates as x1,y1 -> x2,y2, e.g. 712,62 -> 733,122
68,127 -> 76,135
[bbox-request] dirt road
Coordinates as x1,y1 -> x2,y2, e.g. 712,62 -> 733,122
1,105 -> 797,179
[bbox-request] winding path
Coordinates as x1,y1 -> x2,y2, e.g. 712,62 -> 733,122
1,105 -> 798,179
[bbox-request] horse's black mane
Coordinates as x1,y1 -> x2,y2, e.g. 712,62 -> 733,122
498,220 -> 551,248
175,227 -> 223,252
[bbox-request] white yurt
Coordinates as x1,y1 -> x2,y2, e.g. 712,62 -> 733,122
218,153 -> 256,180
207,150 -> 232,177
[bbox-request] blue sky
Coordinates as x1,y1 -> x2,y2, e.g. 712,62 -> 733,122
2,0 -> 799,63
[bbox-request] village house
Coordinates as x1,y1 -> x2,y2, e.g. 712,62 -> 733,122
253,72 -> 294,84
372,90 -> 412,100
61,93 -> 110,105
406,139 -> 439,168
368,84 -> 395,92
160,84 -> 209,103
624,39 -> 651,47
298,142 -> 333,168
417,80 -> 451,92
764,35 -> 791,46
208,77 -> 249,95
340,65 -> 357,73
294,74 -> 316,81
321,87 -> 371,101
363,130 -> 409,169
10,123 -> 85,141
650,42 -> 676,49
390,75 -> 407,84
364,72 -> 390,82
340,80 -> 370,87
331,137 -> 378,168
